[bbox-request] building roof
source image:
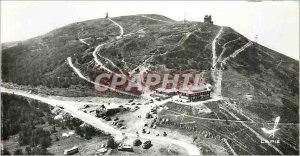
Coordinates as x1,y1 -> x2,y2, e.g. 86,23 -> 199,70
179,84 -> 211,94
155,88 -> 178,93
180,85 -> 205,91
179,90 -> 210,95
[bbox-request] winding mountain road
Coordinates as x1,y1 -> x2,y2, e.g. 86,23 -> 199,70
1,87 -> 201,156
91,43 -> 114,73
67,56 -> 137,97
108,18 -> 124,38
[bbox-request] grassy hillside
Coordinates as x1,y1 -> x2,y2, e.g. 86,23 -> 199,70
1,14 -> 298,101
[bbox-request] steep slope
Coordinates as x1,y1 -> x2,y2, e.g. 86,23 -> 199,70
1,14 -> 298,98
2,14 -> 298,95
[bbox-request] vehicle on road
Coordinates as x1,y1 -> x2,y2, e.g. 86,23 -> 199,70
83,104 -> 90,108
133,139 -> 142,146
142,140 -> 152,149
118,144 -> 133,152
134,106 -> 140,110
117,123 -> 123,128
120,126 -> 126,130
114,117 -> 119,121
57,105 -> 64,109
105,117 -> 111,121
64,146 -> 79,155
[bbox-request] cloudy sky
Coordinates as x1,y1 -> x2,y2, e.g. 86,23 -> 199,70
1,1 -> 299,60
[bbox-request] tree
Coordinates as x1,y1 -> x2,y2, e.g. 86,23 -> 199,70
31,147 -> 47,155
1,148 -> 11,155
40,137 -> 51,149
55,135 -> 59,141
75,127 -> 84,137
51,126 -> 57,133
25,147 -> 31,155
107,137 -> 116,148
84,126 -> 91,140
13,149 -> 23,155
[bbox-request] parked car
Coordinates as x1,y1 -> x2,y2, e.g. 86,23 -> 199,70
57,105 -> 64,109
105,117 -> 111,121
133,139 -> 142,146
83,104 -> 90,108
145,113 -> 152,119
142,140 -> 152,149
118,144 -> 133,152
120,126 -> 126,130
64,146 -> 78,155
117,123 -> 123,128
163,132 -> 167,136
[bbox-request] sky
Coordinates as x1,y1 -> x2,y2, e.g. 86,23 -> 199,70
1,1 -> 299,60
